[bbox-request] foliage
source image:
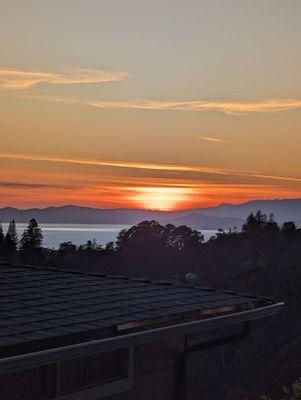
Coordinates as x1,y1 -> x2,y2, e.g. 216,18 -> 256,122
3,219 -> 18,254
0,223 -> 4,243
116,220 -> 203,251
19,218 -> 43,251
281,221 -> 297,235
283,378 -> 301,400
58,241 -> 77,254
259,379 -> 301,400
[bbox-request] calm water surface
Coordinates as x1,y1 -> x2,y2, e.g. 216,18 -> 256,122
2,223 -> 217,249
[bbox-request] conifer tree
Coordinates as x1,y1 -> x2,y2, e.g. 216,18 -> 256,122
20,218 -> 43,251
4,219 -> 18,253
0,223 -> 4,244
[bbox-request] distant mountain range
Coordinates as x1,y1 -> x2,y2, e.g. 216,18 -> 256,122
0,198 -> 300,229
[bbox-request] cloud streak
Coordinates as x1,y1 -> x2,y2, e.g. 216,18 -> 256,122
1,152 -> 301,184
0,181 -> 62,189
0,68 -> 128,89
88,98 -> 301,115
0,152 -> 228,175
198,136 -> 228,143
6,84 -> 301,116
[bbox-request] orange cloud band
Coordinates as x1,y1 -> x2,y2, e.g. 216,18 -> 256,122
1,153 -> 301,184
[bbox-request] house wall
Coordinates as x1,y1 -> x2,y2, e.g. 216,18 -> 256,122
0,336 -> 185,400
110,336 -> 185,400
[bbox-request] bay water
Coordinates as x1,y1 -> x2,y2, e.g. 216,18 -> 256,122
1,223 -> 217,249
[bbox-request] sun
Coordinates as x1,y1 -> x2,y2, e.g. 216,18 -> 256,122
127,187 -> 196,211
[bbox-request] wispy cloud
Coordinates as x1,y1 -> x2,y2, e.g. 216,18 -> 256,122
11,93 -> 83,105
88,99 -> 301,115
0,181 -> 62,189
0,152 -> 228,175
0,68 -> 128,90
7,86 -> 301,115
1,152 -> 301,184
198,136 -> 228,143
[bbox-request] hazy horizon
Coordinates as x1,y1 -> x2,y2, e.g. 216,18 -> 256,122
1,196 -> 301,212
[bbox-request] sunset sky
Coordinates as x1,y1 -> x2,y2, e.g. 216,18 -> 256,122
1,0 -> 301,210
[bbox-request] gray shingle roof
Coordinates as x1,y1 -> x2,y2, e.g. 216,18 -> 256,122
0,263 -> 273,356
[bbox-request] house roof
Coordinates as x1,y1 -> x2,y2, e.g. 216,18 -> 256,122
0,263 -> 276,357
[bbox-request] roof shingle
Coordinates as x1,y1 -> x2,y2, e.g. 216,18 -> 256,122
0,263 -> 273,356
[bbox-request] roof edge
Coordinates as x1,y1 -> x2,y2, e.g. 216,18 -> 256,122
0,302 -> 284,375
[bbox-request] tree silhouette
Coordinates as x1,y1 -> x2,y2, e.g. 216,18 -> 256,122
0,223 -> 4,244
242,210 -> 280,235
19,218 -> 43,251
58,241 -> 77,254
4,219 -> 18,253
242,212 -> 258,232
281,221 -> 297,235
265,213 -> 280,235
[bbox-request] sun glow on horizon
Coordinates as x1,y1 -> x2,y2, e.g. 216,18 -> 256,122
127,187 -> 198,211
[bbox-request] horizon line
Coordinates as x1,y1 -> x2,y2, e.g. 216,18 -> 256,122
1,196 -> 300,212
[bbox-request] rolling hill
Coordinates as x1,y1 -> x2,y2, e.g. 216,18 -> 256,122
0,198 -> 300,229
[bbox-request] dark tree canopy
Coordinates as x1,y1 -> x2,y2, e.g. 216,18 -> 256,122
19,218 -> 43,251
4,219 -> 18,253
58,241 -> 77,254
116,220 -> 203,251
281,221 -> 297,234
242,210 -> 280,235
0,223 -> 4,244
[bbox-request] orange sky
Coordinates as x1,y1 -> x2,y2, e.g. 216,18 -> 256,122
1,1 -> 301,211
